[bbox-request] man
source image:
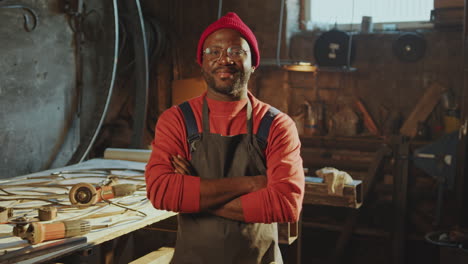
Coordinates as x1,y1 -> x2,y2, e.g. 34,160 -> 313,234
145,12 -> 304,264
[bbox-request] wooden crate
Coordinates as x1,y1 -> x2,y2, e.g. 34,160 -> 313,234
303,177 -> 363,208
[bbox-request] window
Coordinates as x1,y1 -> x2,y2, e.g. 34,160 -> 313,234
303,0 -> 434,31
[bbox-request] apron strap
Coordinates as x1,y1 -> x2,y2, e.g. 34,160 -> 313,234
256,106 -> 281,149
202,97 -> 210,133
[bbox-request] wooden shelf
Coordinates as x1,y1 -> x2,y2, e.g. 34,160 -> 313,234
301,218 -> 427,241
300,136 -> 384,152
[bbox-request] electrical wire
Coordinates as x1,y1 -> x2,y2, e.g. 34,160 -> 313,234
100,191 -> 147,217
0,4 -> 38,32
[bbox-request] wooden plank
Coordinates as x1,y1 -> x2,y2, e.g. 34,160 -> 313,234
400,83 -> 448,138
434,0 -> 464,8
104,148 -> 151,163
355,99 -> 380,135
303,178 -> 363,208
130,247 -> 174,264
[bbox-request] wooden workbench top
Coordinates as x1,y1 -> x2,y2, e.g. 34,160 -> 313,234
0,159 -> 176,264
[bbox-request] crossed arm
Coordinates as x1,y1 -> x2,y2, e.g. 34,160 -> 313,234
171,154 -> 266,221
145,106 -> 304,224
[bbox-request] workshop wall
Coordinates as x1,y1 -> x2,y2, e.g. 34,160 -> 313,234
2,0 -> 462,178
0,1 -> 74,177
140,1 -> 463,143
1,0 -> 119,177
288,30 -> 463,138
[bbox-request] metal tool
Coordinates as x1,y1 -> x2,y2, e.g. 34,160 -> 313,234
38,206 -> 58,221
25,220 -> 91,245
69,183 -> 137,207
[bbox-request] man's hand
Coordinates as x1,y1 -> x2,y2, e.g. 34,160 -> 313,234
171,154 -> 196,175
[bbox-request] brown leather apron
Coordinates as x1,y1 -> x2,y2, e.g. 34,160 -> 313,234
171,97 -> 282,264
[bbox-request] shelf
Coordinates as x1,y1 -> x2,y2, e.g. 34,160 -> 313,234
301,218 -> 427,241
302,220 -> 389,238
316,66 -> 357,72
300,136 -> 384,152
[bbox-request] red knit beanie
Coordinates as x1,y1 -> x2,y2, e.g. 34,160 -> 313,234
196,12 -> 260,68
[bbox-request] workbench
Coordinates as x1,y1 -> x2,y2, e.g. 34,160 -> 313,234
0,159 -> 176,264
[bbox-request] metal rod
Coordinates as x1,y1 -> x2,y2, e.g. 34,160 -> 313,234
79,0 -> 120,162
217,0 -> 223,19
276,0 -> 285,67
130,0 -> 150,148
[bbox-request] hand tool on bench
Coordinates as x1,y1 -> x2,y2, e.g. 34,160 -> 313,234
69,182 -> 137,207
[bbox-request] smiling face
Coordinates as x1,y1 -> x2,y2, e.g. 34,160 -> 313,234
201,29 -> 254,101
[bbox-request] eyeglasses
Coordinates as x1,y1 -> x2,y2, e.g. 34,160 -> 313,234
203,46 -> 249,62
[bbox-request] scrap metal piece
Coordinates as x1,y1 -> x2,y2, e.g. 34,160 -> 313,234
38,207 -> 58,221
0,4 -> 39,32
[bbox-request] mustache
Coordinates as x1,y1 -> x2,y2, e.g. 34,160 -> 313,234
212,66 -> 239,74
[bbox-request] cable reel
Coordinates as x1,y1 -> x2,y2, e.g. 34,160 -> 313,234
314,29 -> 355,68
392,32 -> 426,62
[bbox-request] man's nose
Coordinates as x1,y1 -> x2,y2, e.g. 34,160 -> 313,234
217,51 -> 234,65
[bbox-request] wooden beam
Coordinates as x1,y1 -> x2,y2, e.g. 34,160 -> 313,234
355,99 -> 380,136
456,0 -> 468,228
129,247 -> 174,264
392,136 -> 409,264
103,148 -> 151,163
400,82 -> 448,138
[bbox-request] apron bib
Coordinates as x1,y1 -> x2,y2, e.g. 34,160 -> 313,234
172,97 -> 282,264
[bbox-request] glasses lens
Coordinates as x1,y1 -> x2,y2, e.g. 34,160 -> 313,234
204,47 -> 221,61
227,47 -> 245,60
204,47 -> 247,61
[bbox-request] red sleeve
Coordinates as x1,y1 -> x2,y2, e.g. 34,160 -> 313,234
241,113 -> 305,223
145,106 -> 200,213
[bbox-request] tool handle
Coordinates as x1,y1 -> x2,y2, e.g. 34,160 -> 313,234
27,220 -> 90,244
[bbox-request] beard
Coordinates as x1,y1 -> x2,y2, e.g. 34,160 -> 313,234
202,67 -> 251,97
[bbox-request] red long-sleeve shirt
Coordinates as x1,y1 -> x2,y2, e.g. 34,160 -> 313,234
145,92 -> 304,223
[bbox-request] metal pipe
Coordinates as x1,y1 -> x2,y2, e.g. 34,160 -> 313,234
130,0 -> 149,148
276,0 -> 285,67
217,0 -> 223,19
79,0 -> 120,162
